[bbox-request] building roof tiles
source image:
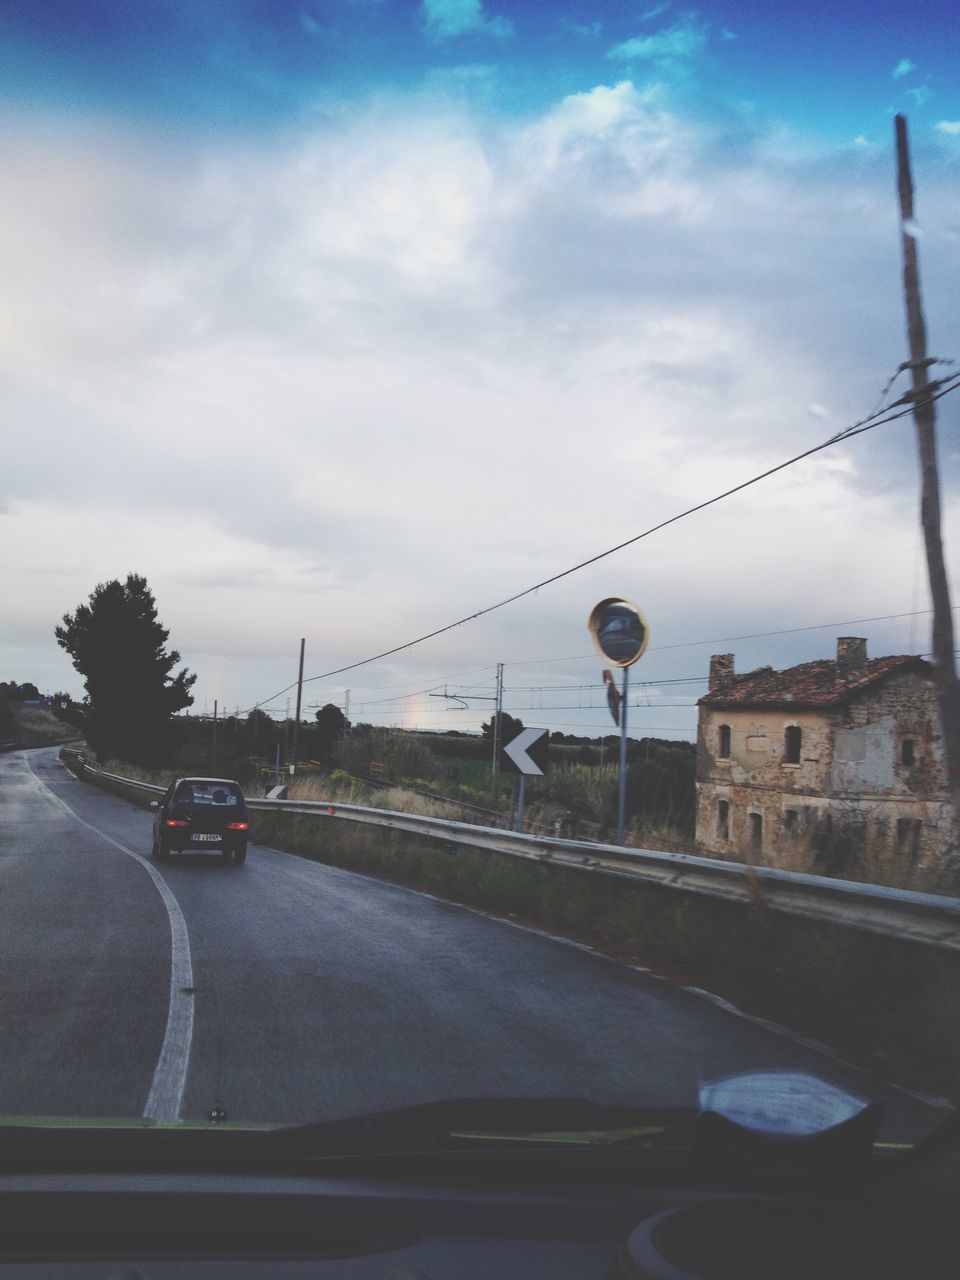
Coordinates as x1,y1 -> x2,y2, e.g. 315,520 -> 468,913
699,654 -> 930,709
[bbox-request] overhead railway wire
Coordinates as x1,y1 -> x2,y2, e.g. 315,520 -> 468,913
248,604 -> 957,722
238,370 -> 960,717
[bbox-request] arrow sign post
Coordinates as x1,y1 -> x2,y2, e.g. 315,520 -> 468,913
501,727 -> 549,832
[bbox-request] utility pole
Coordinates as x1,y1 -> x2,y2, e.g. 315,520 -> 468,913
617,668 -> 629,845
291,637 -> 305,777
211,699 -> 218,774
895,114 -> 960,832
491,662 -> 504,793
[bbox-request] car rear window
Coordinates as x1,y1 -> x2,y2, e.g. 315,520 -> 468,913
175,783 -> 243,807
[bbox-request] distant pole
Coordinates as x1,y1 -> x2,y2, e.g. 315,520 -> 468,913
290,637 -> 306,776
617,665 -> 629,845
491,662 -> 504,792
517,774 -> 527,832
895,114 -> 960,831
212,699 -> 218,773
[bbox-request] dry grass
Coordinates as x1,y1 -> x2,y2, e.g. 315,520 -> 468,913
10,706 -> 78,747
287,771 -> 471,822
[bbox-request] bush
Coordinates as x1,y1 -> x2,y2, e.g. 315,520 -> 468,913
340,728 -> 437,782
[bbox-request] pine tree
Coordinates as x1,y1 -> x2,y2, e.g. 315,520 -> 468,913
55,573 -> 195,764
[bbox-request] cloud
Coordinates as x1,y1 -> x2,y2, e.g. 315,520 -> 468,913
422,0 -> 513,41
607,13 -> 708,64
936,120 -> 960,135
907,84 -> 932,107
641,3 -> 671,20
300,11 -> 325,37
854,134 -> 869,147
562,18 -> 603,39
2,85 -> 958,721
892,58 -> 915,80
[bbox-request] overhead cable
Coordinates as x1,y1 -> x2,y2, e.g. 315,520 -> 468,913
239,371 -> 960,715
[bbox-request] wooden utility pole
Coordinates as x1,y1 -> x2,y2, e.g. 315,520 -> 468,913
895,114 -> 960,833
290,637 -> 306,777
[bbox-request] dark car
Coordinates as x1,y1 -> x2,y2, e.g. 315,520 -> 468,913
150,777 -> 249,865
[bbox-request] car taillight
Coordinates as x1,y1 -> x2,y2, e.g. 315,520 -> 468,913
165,819 -> 188,827
226,821 -> 248,830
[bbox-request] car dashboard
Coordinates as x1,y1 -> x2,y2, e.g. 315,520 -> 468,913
2,1143 -> 960,1280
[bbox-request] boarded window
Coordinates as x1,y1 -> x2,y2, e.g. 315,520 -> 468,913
718,724 -> 731,758
717,799 -> 729,840
784,725 -> 802,764
901,739 -> 916,767
746,736 -> 768,753
750,812 -> 762,856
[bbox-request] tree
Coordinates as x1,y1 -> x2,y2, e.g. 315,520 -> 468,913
55,574 -> 195,764
314,703 -> 349,755
0,680 -> 41,702
480,711 -> 524,743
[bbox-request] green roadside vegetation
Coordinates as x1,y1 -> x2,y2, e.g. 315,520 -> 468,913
71,711 -> 698,852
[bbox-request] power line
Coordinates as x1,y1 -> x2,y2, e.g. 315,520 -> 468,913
238,371 -> 960,716
255,606 -> 954,720
647,607 -> 957,652
502,605 -> 958,667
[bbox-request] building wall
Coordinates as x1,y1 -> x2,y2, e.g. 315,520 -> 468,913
695,671 -> 954,870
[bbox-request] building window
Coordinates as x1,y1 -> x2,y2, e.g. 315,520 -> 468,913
901,739 -> 915,767
784,808 -> 798,832
750,812 -> 763,856
896,818 -> 922,859
718,724 -> 731,758
717,799 -> 729,840
784,725 -> 802,764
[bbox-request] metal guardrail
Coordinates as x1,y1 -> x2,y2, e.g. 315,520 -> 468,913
64,752 -> 960,951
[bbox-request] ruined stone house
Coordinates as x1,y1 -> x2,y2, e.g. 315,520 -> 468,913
695,637 -> 954,870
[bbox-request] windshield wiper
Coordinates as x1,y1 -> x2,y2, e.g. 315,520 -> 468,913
260,1097 -> 687,1157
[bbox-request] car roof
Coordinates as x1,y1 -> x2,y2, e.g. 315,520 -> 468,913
175,777 -> 243,787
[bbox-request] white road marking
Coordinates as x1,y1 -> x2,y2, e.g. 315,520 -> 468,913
24,755 -> 195,1122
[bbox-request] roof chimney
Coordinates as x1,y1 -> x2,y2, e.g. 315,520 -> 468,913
836,637 -> 868,681
709,654 -> 735,692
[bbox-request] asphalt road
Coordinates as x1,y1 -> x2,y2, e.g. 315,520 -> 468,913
0,747 -> 944,1138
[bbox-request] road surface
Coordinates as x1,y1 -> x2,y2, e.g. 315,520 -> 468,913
0,747 -> 942,1137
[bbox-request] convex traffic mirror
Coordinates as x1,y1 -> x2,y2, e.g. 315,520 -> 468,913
588,597 -> 649,668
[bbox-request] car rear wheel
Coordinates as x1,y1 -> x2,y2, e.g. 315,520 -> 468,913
224,844 -> 247,866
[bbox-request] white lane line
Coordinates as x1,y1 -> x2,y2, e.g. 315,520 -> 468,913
24,756 -> 194,1122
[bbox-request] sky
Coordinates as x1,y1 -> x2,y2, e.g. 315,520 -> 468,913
2,0 -> 960,741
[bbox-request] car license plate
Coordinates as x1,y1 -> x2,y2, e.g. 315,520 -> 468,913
192,833 -> 222,843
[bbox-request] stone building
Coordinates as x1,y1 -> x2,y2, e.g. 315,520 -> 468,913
695,637 -> 955,870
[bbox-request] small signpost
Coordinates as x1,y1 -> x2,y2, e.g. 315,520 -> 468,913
501,726 -> 549,831
588,597 -> 649,846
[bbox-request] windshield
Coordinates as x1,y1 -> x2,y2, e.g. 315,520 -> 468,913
175,783 -> 241,807
0,0 -> 958,1158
